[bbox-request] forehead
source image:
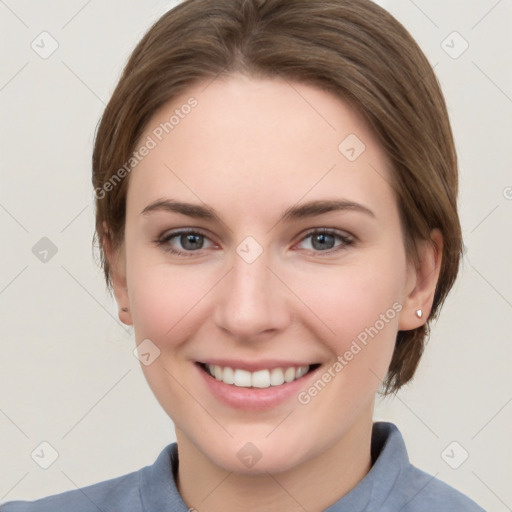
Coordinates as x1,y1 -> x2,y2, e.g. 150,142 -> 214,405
127,73 -> 395,221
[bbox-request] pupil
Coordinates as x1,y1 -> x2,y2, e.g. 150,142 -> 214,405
312,233 -> 334,251
182,234 -> 203,250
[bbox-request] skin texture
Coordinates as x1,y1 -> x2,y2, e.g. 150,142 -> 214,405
106,73 -> 442,512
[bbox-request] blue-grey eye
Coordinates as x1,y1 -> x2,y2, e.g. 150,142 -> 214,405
310,233 -> 336,250
179,233 -> 205,250
157,230 -> 214,255
297,230 -> 353,252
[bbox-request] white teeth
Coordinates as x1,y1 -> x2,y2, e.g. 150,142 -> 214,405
223,366 -> 235,385
252,369 -> 270,388
296,366 -> 308,378
233,369 -> 252,387
206,364 -> 310,388
269,368 -> 284,386
284,367 -> 296,383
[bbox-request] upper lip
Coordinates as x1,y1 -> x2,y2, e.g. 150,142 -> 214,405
197,359 -> 319,372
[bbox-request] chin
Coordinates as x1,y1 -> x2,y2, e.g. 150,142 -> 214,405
212,445 -> 306,476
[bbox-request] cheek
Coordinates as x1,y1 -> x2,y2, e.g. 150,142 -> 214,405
292,258 -> 404,416
124,249 -> 217,423
288,250 -> 405,367
125,245 -> 217,344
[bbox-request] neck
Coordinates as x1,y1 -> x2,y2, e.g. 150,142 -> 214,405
175,413 -> 374,512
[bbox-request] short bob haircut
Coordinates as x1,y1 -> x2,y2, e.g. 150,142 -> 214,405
92,0 -> 462,394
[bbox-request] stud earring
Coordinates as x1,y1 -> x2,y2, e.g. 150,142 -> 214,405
415,309 -> 423,319
121,307 -> 128,312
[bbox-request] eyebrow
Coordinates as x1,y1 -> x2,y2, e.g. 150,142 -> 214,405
140,198 -> 375,222
141,199 -> 223,222
281,199 -> 375,221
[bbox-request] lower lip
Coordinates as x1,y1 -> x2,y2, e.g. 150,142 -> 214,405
196,364 -> 320,410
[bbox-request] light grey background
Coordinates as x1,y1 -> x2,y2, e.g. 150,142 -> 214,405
0,1 -> 510,510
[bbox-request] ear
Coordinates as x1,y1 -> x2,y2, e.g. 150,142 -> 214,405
103,222 -> 133,326
399,229 -> 443,330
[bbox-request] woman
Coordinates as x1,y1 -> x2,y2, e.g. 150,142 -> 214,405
1,0 -> 486,510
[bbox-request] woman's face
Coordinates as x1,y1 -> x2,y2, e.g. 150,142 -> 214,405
113,73 -> 424,474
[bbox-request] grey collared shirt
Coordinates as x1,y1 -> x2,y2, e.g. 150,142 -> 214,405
0,422 -> 485,511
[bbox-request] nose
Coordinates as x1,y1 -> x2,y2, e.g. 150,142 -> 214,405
213,249 -> 292,341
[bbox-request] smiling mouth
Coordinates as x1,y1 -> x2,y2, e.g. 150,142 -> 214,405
198,363 -> 321,389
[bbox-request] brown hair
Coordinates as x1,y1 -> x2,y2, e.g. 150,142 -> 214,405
92,0 -> 462,394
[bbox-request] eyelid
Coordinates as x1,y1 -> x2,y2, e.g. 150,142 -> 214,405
155,226 -> 355,257
298,227 -> 354,240
296,227 -> 355,244
294,228 -> 355,252
155,227 -> 217,256
158,226 -> 212,241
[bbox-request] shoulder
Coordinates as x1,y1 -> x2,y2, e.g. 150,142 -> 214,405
0,448 -> 167,512
398,464 -> 486,511
0,443 -> 179,512
0,470 -> 140,511
369,422 -> 486,512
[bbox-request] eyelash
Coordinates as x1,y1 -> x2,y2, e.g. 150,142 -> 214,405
155,228 -> 355,257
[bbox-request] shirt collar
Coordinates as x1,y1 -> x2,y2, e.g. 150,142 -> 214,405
139,421 -> 407,512
325,421 -> 408,511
